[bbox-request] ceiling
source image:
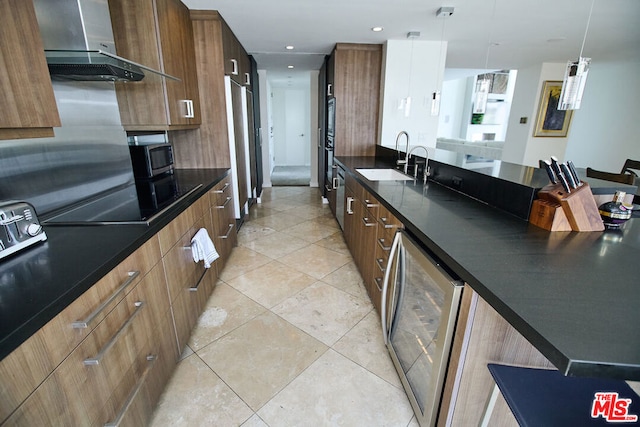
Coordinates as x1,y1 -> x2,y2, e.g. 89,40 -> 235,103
183,0 -> 640,82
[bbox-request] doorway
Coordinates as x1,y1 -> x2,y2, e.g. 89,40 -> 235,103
268,73 -> 312,186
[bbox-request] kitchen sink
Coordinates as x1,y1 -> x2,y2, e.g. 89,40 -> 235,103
356,168 -> 413,181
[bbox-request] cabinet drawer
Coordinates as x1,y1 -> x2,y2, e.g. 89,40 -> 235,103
157,204 -> 199,255
0,237 -> 160,423
208,176 -> 233,208
162,216 -> 207,303
171,267 -> 215,351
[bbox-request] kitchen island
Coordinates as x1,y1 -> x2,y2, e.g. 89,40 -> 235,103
336,155 -> 640,381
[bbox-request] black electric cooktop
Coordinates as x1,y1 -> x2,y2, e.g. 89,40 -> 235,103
43,174 -> 202,225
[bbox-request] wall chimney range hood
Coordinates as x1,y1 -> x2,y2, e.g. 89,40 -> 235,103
44,49 -> 178,82
35,0 -> 178,82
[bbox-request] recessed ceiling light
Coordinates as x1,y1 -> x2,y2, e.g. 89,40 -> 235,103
287,65 -> 294,69
286,45 -> 294,50
372,27 -> 384,32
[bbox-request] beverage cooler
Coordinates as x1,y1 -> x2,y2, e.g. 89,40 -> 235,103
382,230 -> 464,426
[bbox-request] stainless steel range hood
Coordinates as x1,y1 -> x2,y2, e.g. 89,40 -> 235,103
34,0 -> 178,82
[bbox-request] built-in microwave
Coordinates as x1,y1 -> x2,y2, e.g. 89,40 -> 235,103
129,143 -> 174,178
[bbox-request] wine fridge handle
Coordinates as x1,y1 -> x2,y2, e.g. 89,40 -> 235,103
381,231 -> 401,344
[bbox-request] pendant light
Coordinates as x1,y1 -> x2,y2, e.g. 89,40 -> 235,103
431,7 -> 453,116
473,0 -> 497,115
558,0 -> 595,110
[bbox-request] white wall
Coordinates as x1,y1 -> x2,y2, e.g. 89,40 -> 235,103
502,62 -> 568,166
565,55 -> 640,171
379,39 -> 447,151
503,55 -> 640,170
438,77 -> 467,138
257,70 -> 272,187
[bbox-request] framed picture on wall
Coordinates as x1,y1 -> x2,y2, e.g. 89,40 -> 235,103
533,80 -> 573,137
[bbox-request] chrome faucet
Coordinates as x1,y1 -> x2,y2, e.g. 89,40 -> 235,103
395,131 -> 409,166
403,145 -> 431,182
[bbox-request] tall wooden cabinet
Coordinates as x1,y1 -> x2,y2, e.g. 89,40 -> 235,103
0,0 -> 60,140
109,0 -> 201,130
329,43 -> 382,157
322,43 -> 382,201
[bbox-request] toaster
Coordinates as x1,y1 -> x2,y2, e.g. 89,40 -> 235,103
0,201 -> 47,260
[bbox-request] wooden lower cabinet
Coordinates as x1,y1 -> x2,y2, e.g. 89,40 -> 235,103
1,177 -> 237,426
343,174 -> 402,313
437,288 -> 554,426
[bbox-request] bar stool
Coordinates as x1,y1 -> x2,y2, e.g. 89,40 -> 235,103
480,364 -> 640,426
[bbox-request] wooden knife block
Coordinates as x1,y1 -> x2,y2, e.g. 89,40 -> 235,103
529,182 -> 604,232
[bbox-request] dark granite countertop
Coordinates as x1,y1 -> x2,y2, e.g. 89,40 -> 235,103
337,155 -> 640,381
0,168 -> 229,361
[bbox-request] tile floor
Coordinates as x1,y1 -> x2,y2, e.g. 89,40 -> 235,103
150,186 -> 418,427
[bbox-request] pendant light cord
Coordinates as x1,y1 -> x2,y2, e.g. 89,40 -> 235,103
579,0 -> 596,58
484,0 -> 498,70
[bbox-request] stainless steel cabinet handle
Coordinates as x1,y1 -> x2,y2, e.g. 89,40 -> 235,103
73,271 -> 140,329
374,277 -> 383,291
230,59 -> 238,75
216,197 -> 232,209
327,83 -> 332,96
346,197 -> 354,214
219,223 -> 234,239
362,217 -> 376,227
378,217 -> 397,229
376,258 -> 386,272
377,238 -> 391,251
104,354 -> 157,427
244,72 -> 251,85
213,182 -> 230,194
183,100 -> 195,118
84,301 -> 144,366
189,270 -> 208,292
364,199 -> 378,208
325,184 -> 332,192
332,177 -> 339,190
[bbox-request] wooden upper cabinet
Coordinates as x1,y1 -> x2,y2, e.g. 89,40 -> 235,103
329,43 -> 382,157
0,0 -> 61,140
220,19 -> 251,87
109,0 -> 201,131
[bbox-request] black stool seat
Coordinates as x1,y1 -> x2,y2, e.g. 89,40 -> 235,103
487,364 -> 640,426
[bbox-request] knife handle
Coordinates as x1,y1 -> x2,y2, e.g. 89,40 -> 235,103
557,171 -> 571,193
542,160 -> 557,184
566,160 -> 582,186
550,156 -> 563,179
560,163 -> 578,189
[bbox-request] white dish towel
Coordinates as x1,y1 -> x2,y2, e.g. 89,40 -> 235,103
190,228 -> 219,269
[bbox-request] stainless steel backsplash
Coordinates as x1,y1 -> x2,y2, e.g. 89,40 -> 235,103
0,80 -> 134,216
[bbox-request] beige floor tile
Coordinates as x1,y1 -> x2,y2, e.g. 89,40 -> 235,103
272,281 -> 370,346
314,231 -> 351,255
251,212 -> 307,231
246,204 -> 278,220
198,311 -> 328,411
150,354 -> 253,427
240,231 -> 310,259
226,260 -> 316,308
218,246 -> 272,281
236,222 -> 277,245
288,203 -> 332,219
240,414 -> 269,427
277,244 -> 350,279
257,349 -> 414,427
283,219 -> 339,243
188,283 -> 266,351
321,261 -> 369,302
333,311 -> 402,388
258,198 -> 306,212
